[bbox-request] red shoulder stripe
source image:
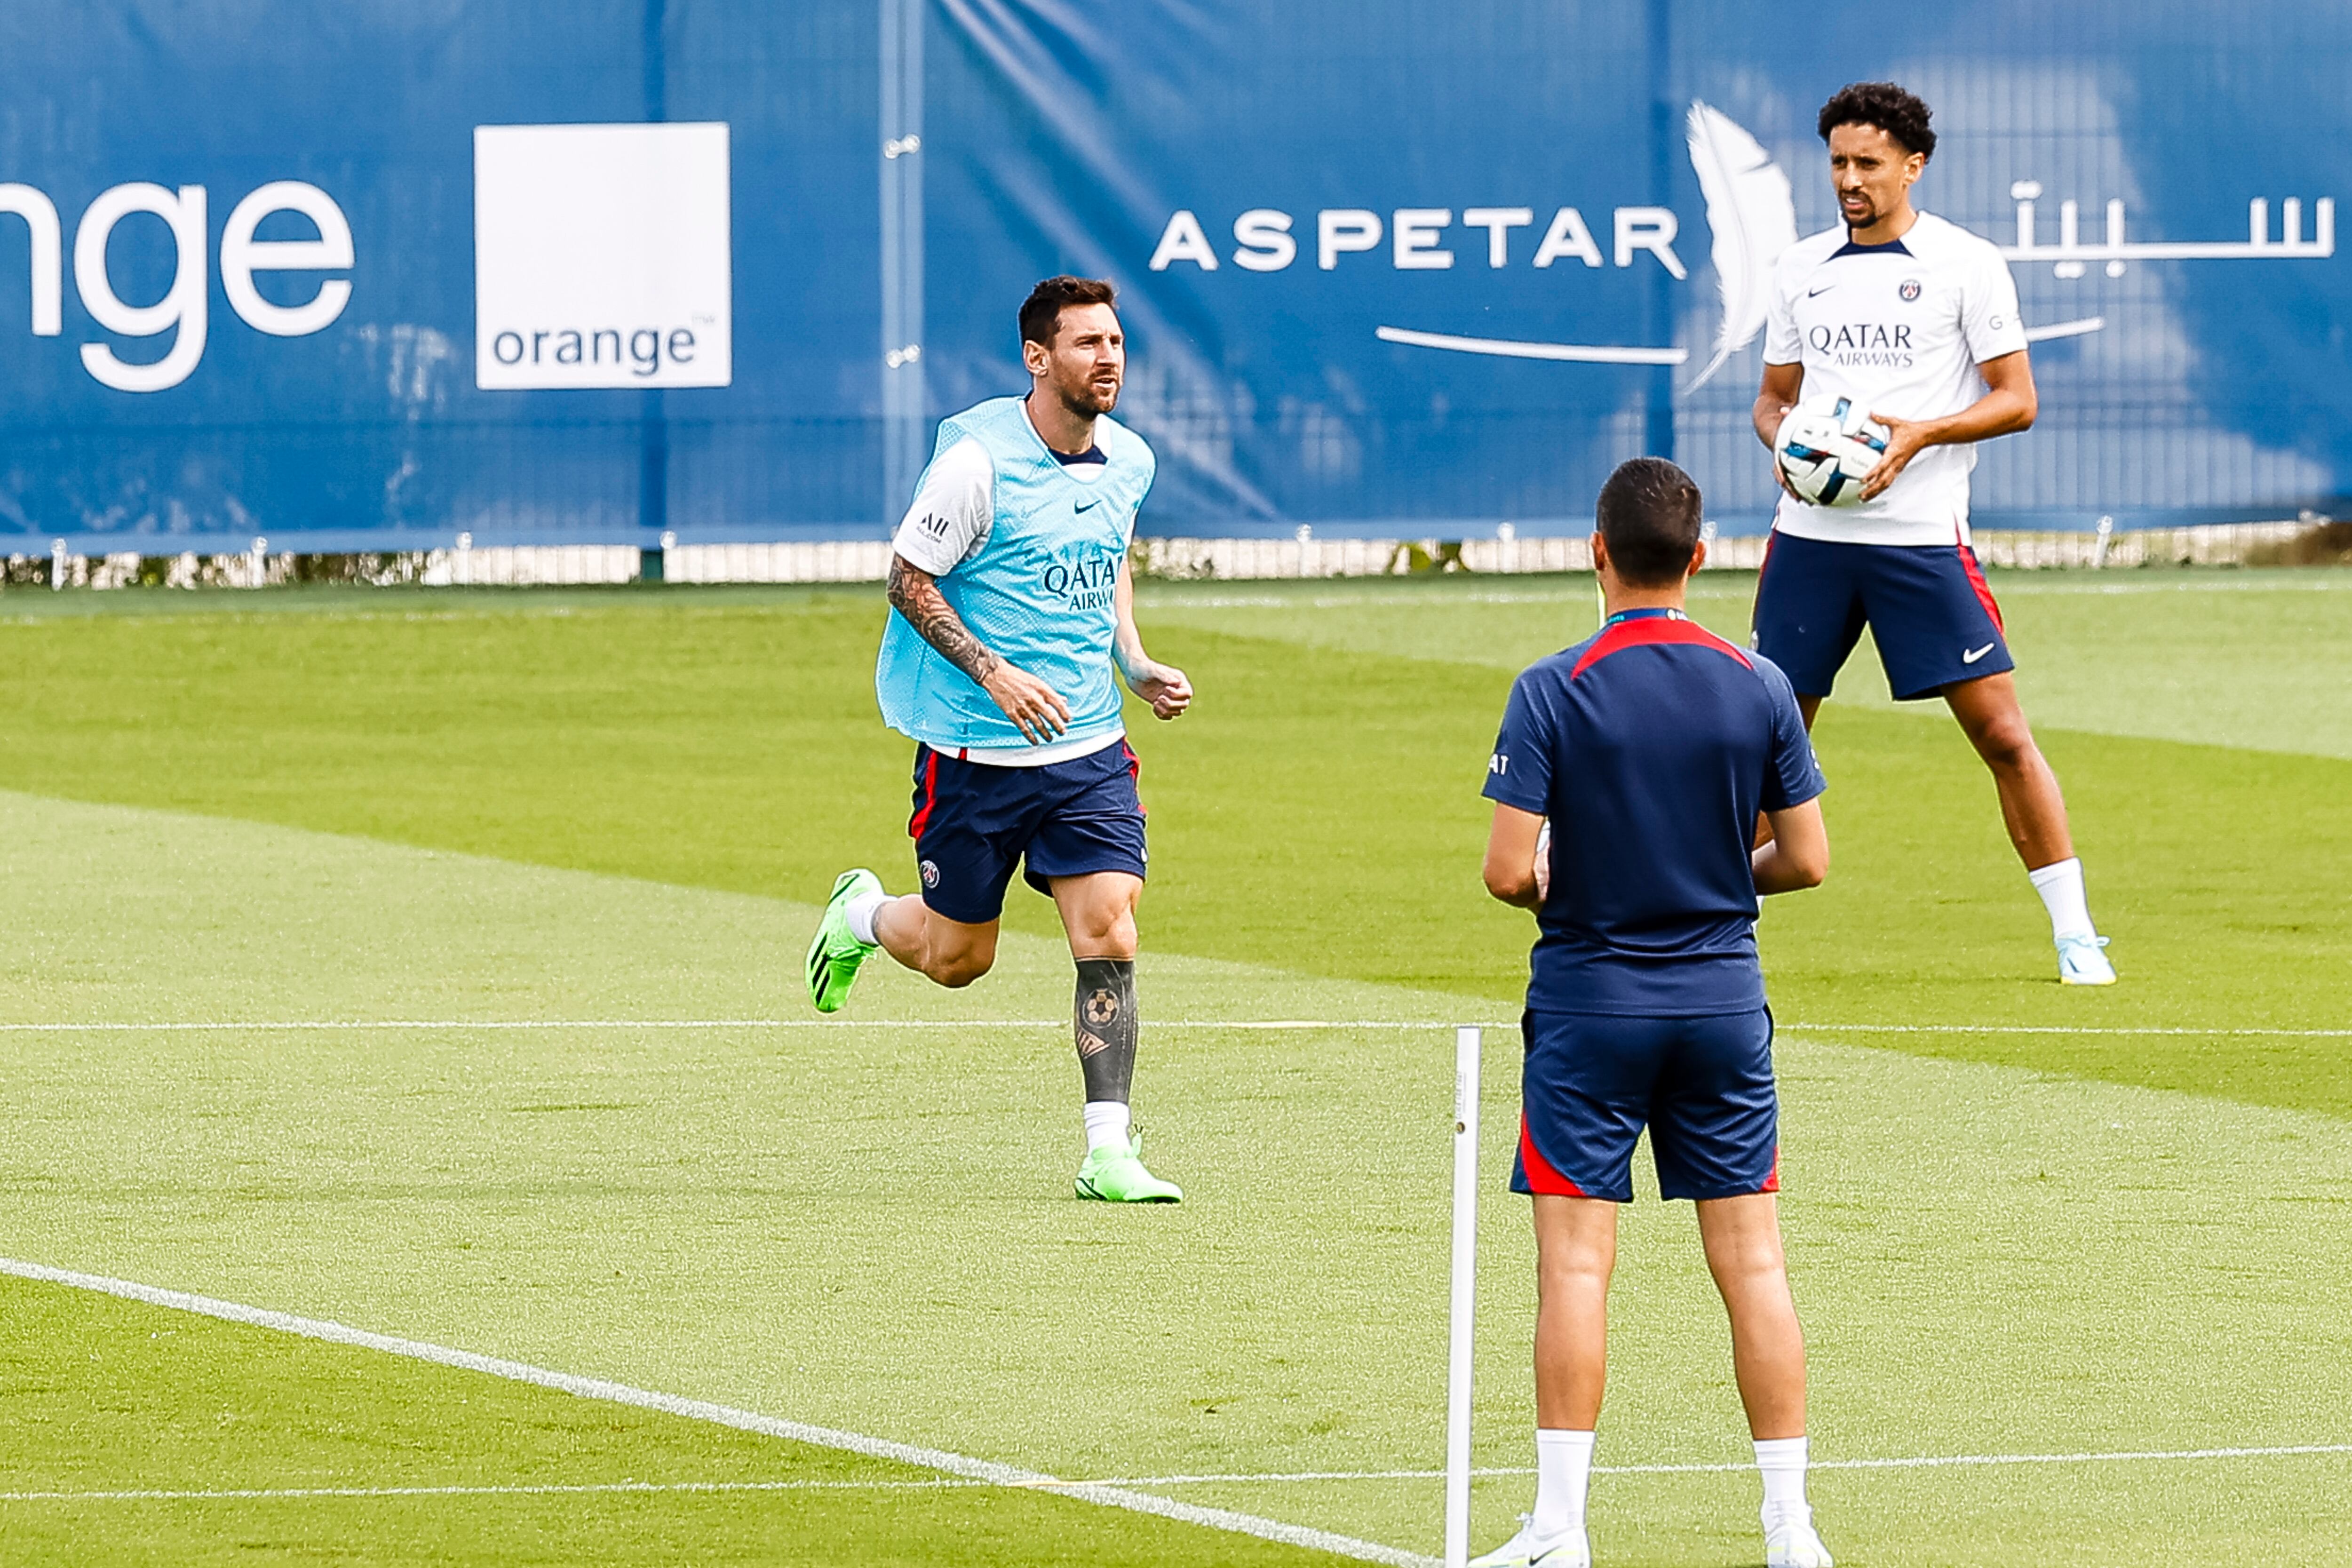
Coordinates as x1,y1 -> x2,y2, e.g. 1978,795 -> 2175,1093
1570,617 -> 1754,679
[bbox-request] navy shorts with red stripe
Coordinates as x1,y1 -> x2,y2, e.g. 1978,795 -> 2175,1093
1751,531 -> 2012,701
1512,1008 -> 1780,1203
906,739 -> 1148,924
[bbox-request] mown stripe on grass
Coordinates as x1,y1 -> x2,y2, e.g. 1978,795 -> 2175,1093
14,1443 -> 2351,1505
1107,1445 -> 2352,1480
0,1257 -> 1435,1568
0,1479 -> 984,1502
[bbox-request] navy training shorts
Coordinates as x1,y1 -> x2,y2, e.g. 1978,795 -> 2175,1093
906,739 -> 1148,925
1513,1008 -> 1780,1203
1751,530 -> 2013,702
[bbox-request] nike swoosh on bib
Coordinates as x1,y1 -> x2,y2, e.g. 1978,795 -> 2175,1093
1963,642 -> 1997,663
1074,498 -> 1101,512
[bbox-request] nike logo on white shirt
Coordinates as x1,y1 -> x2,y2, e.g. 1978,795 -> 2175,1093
1963,642 -> 1997,663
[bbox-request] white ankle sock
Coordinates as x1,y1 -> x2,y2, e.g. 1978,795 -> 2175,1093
1755,1435 -> 1809,1529
844,889 -> 887,945
2027,857 -> 2096,941
1081,1101 -> 1131,1153
1530,1429 -> 1594,1537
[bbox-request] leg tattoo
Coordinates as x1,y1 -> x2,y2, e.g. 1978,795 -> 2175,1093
1073,956 -> 1138,1106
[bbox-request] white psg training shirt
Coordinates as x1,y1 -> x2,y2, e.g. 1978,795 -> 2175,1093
1763,211 -> 2028,547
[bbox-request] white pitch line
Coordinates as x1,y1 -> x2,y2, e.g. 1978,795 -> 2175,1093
0,1258 -> 1433,1568
0,1018 -> 2344,1037
15,1443 -> 2351,1506
0,1478 -> 984,1503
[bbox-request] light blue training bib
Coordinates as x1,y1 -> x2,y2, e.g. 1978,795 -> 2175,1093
876,397 -> 1156,752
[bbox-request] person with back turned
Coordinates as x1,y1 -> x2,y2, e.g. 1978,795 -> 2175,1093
1473,458 -> 1835,1568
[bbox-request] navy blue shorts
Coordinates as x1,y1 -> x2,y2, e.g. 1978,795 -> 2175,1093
906,740 -> 1148,924
1751,531 -> 2012,701
1513,1008 -> 1780,1203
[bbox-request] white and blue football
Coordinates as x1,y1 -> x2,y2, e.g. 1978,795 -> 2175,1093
1774,397 -> 1891,507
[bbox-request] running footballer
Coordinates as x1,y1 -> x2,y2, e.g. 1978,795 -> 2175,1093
803,276 -> 1191,1203
1752,81 -> 2114,985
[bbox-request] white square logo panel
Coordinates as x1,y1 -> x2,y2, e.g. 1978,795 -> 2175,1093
473,121 -> 732,390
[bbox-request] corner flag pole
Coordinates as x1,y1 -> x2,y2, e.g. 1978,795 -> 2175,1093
1444,1024 -> 1482,1568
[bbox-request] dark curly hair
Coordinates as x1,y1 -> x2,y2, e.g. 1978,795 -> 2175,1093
1019,275 -> 1118,347
1817,81 -> 1936,159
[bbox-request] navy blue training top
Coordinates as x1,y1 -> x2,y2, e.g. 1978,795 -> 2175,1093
1482,609 -> 1826,1016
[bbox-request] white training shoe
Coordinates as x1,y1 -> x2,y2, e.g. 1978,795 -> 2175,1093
1765,1514 -> 1834,1568
2057,932 -> 2117,986
1469,1519 -> 1590,1568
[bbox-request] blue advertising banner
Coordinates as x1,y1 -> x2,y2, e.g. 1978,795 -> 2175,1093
0,1 -> 2345,551
0,4 -> 880,553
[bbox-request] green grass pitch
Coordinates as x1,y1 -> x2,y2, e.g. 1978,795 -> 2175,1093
0,568 -> 2346,1565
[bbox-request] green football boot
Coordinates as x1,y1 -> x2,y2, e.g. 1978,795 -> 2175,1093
804,869 -> 881,1014
1075,1134 -> 1183,1203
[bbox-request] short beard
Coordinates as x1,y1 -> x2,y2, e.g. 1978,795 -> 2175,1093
1056,379 -> 1118,419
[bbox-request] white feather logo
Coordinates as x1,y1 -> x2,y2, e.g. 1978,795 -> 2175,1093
1685,102 -> 1797,390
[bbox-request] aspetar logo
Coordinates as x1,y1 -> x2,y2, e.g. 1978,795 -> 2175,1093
1144,100 -> 2336,385
0,178 -> 352,392
1142,102 -> 1776,386
473,122 -> 732,390
1149,202 -> 1687,277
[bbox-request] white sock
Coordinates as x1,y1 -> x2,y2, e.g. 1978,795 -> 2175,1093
1530,1429 -> 1594,1538
2027,857 -> 2096,941
844,889 -> 887,946
1755,1436 -> 1810,1530
1081,1100 -> 1131,1153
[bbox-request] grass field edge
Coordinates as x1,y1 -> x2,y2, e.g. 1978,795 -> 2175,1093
0,1256 -> 1438,1568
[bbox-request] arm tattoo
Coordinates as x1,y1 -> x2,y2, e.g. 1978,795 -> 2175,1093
888,556 -> 1001,686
